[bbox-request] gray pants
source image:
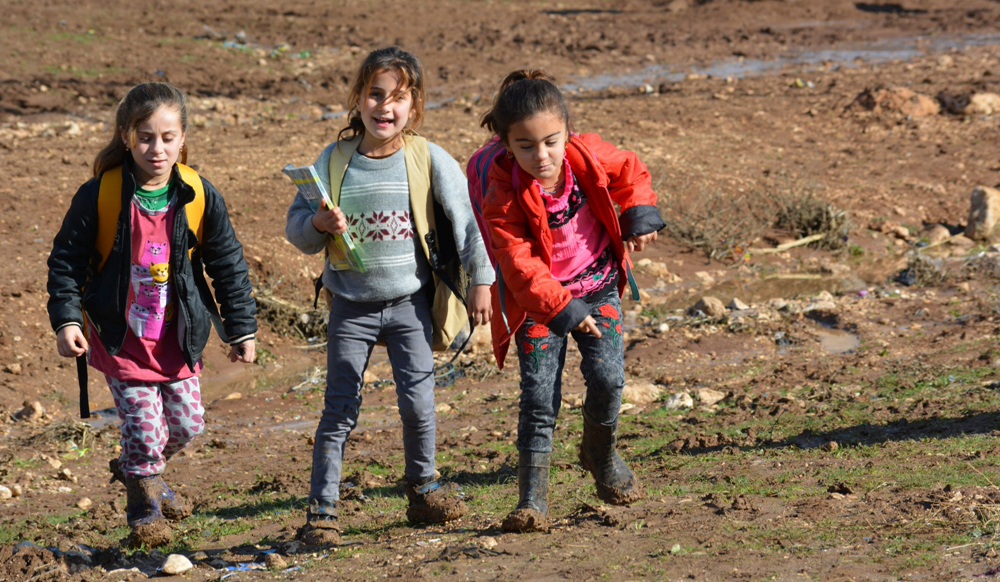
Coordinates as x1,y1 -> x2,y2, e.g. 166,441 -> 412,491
310,290 -> 437,503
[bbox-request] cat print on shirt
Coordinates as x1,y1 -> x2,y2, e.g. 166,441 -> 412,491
128,239 -> 173,339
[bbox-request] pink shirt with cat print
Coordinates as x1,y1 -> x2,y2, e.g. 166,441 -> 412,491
88,198 -> 200,380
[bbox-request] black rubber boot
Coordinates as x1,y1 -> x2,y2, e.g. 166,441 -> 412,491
578,409 -> 643,505
122,475 -> 173,549
297,500 -> 341,545
501,451 -> 550,533
110,459 -> 190,521
404,475 -> 467,525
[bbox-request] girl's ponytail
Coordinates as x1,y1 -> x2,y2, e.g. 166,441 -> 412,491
480,69 -> 570,144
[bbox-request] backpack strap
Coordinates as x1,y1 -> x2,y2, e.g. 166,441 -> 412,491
97,164 -> 205,271
326,138 -> 360,207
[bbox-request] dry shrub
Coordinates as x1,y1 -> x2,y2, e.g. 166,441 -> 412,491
960,253 -> 1000,282
772,188 -> 850,251
900,253 -> 948,286
18,419 -> 93,449
659,188 -> 771,262
658,178 -> 849,260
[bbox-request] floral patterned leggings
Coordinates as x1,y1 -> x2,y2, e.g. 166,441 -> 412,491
513,291 -> 626,453
106,375 -> 205,477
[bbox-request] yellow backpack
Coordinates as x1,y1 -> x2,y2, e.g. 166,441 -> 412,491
96,164 -> 205,270
326,135 -> 469,352
76,164 -> 207,419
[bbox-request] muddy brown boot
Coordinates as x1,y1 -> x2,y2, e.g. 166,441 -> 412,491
122,475 -> 173,549
578,409 -> 643,505
501,451 -> 550,533
297,500 -> 341,545
110,459 -> 190,521
404,476 -> 467,525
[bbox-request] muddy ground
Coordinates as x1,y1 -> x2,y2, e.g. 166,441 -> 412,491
6,0 -> 1000,580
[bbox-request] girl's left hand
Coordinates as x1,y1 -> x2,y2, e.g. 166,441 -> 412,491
467,284 -> 493,327
229,338 -> 256,363
627,231 -> 658,253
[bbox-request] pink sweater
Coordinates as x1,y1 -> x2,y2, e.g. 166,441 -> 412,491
536,163 -> 614,297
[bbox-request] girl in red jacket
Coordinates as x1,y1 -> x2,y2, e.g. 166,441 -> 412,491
477,70 -> 665,533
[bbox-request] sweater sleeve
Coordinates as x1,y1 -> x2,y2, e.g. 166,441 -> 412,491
284,142 -> 337,255
428,143 -> 495,287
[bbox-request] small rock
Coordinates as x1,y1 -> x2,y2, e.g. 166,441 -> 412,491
925,224 -> 951,245
622,381 -> 662,406
948,234 -> 976,248
480,537 -> 499,550
696,388 -> 726,406
890,225 -> 910,239
561,392 -> 584,408
727,298 -> 749,311
10,484 -> 22,497
264,553 -> 287,568
823,441 -> 838,452
662,392 -> 694,411
14,400 -> 44,421
41,455 -> 62,470
161,554 -> 194,575
694,271 -> 715,287
76,497 -> 92,510
805,300 -> 837,312
4,363 -> 22,375
435,403 -> 453,413
690,296 -> 726,319
966,186 -> 1000,242
815,290 -> 835,302
223,392 -> 242,400
967,92 -> 1000,115
59,468 -> 76,483
0,485 -> 11,500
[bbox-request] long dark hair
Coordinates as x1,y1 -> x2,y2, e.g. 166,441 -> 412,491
337,46 -> 426,143
93,82 -> 189,177
480,70 -> 572,145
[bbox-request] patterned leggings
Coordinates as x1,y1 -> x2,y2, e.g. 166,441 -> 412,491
106,375 -> 205,477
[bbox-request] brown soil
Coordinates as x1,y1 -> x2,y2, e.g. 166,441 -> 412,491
5,1 -> 1000,580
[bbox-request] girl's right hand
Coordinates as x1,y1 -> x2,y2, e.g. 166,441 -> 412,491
575,315 -> 602,338
56,325 -> 89,358
311,201 -> 348,235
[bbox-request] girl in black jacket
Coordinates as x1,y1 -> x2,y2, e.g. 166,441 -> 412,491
46,82 -> 257,549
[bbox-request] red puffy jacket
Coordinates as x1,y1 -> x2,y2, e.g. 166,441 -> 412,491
483,133 -> 659,368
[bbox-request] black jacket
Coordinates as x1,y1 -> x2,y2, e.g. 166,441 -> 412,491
47,158 -> 257,372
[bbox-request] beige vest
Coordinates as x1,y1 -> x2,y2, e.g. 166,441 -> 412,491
327,134 -> 467,351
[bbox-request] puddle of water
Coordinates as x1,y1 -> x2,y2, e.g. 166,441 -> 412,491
814,327 -> 861,353
560,32 -> 1000,92
654,274 -> 865,313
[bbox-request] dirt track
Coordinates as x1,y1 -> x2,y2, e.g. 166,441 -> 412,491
6,1 -> 1000,580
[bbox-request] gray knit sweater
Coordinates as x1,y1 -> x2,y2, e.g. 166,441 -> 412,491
285,140 -> 494,302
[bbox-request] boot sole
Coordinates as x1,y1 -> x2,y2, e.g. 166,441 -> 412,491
111,459 -> 191,521
123,520 -> 173,549
579,451 -> 644,505
501,507 -> 549,533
